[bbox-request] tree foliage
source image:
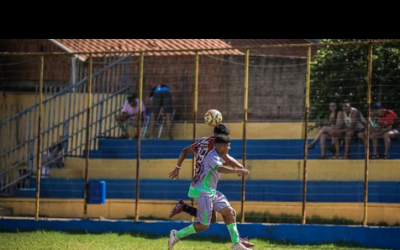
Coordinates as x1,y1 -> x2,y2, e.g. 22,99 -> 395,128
310,39 -> 400,121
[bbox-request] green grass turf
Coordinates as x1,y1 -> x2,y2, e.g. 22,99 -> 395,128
0,231 -> 381,250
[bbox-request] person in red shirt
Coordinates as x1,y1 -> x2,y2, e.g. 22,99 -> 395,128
370,103 -> 399,159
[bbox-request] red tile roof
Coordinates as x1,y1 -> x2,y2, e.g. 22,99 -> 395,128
224,39 -> 312,58
52,39 -> 312,58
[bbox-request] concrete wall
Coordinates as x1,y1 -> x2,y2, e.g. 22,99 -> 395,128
3,218 -> 398,249
1,199 -> 400,226
54,158 -> 400,181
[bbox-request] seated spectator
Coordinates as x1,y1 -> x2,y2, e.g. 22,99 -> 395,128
149,84 -> 173,139
116,94 -> 146,139
308,101 -> 342,159
331,100 -> 366,159
357,109 -> 377,147
368,103 -> 399,159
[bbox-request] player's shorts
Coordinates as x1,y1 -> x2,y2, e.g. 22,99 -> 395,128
152,90 -> 173,114
195,191 -> 230,225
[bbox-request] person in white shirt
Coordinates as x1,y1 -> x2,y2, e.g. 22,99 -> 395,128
331,100 -> 366,159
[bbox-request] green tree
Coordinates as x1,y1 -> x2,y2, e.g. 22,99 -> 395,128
310,39 -> 400,122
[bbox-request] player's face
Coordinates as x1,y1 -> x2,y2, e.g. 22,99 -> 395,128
221,143 -> 231,154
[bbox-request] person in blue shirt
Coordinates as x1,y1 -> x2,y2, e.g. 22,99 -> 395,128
149,84 -> 173,139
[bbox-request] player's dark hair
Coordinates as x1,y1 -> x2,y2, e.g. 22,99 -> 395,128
215,134 -> 231,144
214,123 -> 230,136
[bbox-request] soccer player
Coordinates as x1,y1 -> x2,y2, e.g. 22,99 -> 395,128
168,135 -> 253,250
168,123 -> 241,220
168,124 -> 254,248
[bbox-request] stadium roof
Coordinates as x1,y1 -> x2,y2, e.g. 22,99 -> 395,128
50,39 -> 314,59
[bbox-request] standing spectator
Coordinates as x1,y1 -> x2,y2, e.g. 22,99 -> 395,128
149,84 -> 173,139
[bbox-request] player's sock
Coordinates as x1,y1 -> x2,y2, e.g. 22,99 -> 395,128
227,223 -> 240,244
183,204 -> 197,217
176,224 -> 196,239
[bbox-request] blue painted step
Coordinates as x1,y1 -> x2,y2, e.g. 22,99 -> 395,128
15,188 -> 36,198
15,178 -> 400,203
84,138 -> 400,159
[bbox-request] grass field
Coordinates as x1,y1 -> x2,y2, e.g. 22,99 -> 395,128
0,231 -> 381,250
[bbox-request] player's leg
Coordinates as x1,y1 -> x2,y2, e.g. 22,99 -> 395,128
169,200 -> 196,218
168,196 -> 211,250
169,199 -> 218,222
211,209 -> 217,223
214,191 -> 254,249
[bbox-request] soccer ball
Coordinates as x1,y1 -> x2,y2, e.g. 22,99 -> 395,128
204,109 -> 223,127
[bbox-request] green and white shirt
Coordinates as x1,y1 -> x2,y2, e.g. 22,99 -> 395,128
188,149 -> 223,198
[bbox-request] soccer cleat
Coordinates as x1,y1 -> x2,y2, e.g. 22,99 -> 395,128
231,242 -> 252,250
168,229 -> 179,250
240,237 -> 256,248
169,200 -> 185,219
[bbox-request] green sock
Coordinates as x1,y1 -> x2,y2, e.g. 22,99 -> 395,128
176,224 -> 196,239
227,223 -> 240,244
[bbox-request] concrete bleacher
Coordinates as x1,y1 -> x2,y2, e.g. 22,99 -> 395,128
3,123 -> 400,224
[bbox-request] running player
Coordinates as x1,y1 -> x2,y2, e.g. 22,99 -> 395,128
168,135 -> 253,250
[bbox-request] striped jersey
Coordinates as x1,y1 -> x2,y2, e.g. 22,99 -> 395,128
191,136 -> 215,176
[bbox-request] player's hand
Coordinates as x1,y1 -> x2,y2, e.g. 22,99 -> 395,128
236,169 -> 249,176
169,168 -> 180,180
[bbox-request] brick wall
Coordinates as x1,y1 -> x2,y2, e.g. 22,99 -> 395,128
128,55 -> 306,122
0,39 -> 72,90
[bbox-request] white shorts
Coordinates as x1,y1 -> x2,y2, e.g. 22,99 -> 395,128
196,191 -> 230,225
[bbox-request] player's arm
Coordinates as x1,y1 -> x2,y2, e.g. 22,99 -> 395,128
216,165 -> 249,176
169,145 -> 195,180
221,154 -> 244,169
